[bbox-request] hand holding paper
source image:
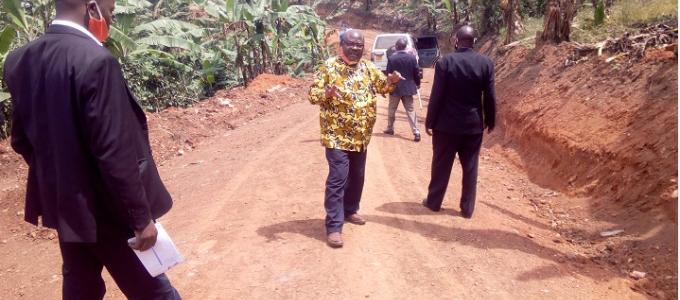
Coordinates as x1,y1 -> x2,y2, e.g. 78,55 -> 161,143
128,223 -> 184,277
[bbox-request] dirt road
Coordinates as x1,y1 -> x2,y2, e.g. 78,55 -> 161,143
1,71 -> 644,300
145,76 -> 641,299
0,31 -> 662,299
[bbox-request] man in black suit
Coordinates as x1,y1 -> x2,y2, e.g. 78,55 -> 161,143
3,0 -> 180,298
384,38 -> 422,141
422,25 -> 496,218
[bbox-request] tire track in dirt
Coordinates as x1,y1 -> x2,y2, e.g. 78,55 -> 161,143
368,99 -> 640,299
161,105 -> 321,298
369,103 -> 526,298
74,31 -> 653,297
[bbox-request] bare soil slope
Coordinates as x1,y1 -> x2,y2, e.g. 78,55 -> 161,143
484,41 -> 678,296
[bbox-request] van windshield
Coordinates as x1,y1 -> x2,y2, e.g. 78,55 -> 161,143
374,36 -> 406,50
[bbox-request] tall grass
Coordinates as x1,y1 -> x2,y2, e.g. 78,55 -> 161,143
616,0 -> 677,26
517,16 -> 544,41
571,0 -> 677,43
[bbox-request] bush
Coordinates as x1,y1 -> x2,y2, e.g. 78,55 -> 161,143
121,55 -> 205,111
594,1 -> 606,26
0,99 -> 10,139
520,0 -> 546,18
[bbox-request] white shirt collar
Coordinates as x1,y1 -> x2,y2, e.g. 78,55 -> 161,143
52,19 -> 102,46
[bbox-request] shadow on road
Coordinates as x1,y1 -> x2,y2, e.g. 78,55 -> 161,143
256,218 -> 326,243
373,132 -> 416,142
374,201 -> 458,216
363,214 -> 619,282
257,214 -> 622,284
299,139 -> 320,143
480,201 -> 552,231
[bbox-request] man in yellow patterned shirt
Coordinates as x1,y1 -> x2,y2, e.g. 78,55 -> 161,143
309,29 -> 402,248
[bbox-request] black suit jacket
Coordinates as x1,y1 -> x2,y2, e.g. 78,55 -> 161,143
386,51 -> 421,97
425,48 -> 496,135
3,25 -> 172,242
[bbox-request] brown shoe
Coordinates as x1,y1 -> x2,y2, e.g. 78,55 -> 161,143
345,213 -> 366,225
327,232 -> 343,248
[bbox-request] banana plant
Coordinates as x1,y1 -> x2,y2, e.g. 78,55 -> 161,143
0,0 -> 33,104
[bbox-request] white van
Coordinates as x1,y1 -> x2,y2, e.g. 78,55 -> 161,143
370,33 -> 418,72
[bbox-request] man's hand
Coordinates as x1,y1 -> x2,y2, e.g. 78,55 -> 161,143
129,220 -> 158,251
426,128 -> 433,136
325,85 -> 341,99
387,71 -> 405,84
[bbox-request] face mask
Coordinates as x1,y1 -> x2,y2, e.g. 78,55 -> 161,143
88,1 -> 109,42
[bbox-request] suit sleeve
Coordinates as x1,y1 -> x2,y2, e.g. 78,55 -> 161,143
81,55 -> 151,231
483,60 -> 496,130
386,57 -> 394,74
9,109 -> 32,163
4,58 -> 33,163
426,59 -> 446,129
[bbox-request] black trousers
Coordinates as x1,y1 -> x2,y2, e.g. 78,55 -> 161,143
425,131 -> 483,216
324,148 -> 367,234
59,221 -> 181,300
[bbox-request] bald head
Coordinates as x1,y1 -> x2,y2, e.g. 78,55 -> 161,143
395,38 -> 407,51
55,0 -> 115,32
56,0 -> 84,10
341,29 -> 364,45
456,25 -> 476,48
340,29 -> 364,65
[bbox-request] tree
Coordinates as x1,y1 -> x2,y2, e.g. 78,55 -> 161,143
442,0 -> 461,26
540,0 -> 577,43
469,0 -> 503,35
420,0 -> 448,32
504,0 -> 515,44
0,0 -> 330,134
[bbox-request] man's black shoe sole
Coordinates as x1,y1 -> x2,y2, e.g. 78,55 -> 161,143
422,199 -> 440,212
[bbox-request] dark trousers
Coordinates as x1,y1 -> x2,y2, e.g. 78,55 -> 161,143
425,131 -> 483,216
324,148 -> 367,234
59,222 -> 181,300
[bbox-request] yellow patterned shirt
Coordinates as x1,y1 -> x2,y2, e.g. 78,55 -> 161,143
309,57 -> 395,152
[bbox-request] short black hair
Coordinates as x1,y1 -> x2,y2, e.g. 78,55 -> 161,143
56,0 -> 86,12
395,38 -> 407,50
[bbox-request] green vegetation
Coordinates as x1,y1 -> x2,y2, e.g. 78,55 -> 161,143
572,0 -> 678,43
593,0 -> 605,26
0,0 -> 329,137
617,0 -> 677,26
0,0 -> 677,138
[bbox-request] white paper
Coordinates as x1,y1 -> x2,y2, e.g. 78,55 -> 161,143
127,223 -> 184,277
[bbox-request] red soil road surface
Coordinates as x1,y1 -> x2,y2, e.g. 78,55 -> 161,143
0,29 -> 675,299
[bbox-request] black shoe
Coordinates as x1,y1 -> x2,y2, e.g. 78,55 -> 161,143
422,199 -> 440,212
414,133 -> 421,142
383,129 -> 394,135
461,211 -> 473,219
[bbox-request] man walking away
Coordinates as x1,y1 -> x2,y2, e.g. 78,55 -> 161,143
422,25 -> 496,219
3,0 -> 180,298
309,29 -> 402,248
384,38 -> 422,142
